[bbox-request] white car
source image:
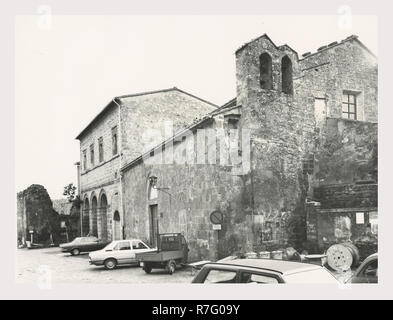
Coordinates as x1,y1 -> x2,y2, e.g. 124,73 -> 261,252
88,239 -> 156,270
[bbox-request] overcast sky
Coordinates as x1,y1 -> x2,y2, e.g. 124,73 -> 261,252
15,15 -> 377,199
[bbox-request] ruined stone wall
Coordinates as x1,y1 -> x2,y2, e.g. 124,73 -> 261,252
16,184 -> 61,244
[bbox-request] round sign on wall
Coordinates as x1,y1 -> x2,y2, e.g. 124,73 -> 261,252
210,211 -> 224,225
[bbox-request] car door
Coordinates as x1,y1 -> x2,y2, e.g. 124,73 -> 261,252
112,240 -> 133,265
85,237 -> 99,251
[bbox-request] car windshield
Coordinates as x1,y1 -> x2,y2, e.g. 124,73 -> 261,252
72,237 -> 82,243
284,269 -> 338,284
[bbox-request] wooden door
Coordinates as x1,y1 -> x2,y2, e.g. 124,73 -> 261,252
149,205 -> 159,247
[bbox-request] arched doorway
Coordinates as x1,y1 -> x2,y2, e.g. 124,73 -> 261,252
99,194 -> 108,240
91,196 -> 98,237
82,197 -> 90,236
113,211 -> 121,240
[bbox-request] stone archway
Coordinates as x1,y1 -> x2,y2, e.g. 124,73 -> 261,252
82,197 -> 90,236
99,193 -> 108,240
91,195 -> 98,237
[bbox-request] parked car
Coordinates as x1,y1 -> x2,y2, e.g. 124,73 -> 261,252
88,239 -> 156,270
346,253 -> 378,284
59,236 -> 109,256
191,259 -> 339,284
136,233 -> 189,274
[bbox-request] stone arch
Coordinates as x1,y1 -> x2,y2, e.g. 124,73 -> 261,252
259,52 -> 273,90
99,190 -> 108,240
82,195 -> 90,236
90,192 -> 98,237
281,55 -> 293,94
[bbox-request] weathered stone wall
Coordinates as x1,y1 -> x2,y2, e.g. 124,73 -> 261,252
16,184 -> 61,244
308,209 -> 378,260
314,183 -> 377,209
235,36 -> 312,250
298,36 -> 378,123
119,88 -> 217,165
312,118 -> 377,187
122,108 -> 266,261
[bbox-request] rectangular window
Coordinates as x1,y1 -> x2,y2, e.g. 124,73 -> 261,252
82,150 -> 87,170
90,144 -> 95,166
342,92 -> 357,120
98,137 -> 104,163
112,126 -> 118,155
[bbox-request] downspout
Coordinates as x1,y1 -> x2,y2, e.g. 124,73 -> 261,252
74,161 -> 82,236
112,97 -> 124,239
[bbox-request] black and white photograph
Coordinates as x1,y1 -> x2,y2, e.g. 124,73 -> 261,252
2,0 -> 392,303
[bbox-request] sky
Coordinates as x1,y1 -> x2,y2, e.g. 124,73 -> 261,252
15,15 -> 378,199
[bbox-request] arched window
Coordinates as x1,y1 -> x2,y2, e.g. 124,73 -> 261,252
259,53 -> 273,90
281,55 -> 293,94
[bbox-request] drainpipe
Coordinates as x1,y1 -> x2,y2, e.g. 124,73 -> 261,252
74,161 -> 82,236
112,97 -> 124,239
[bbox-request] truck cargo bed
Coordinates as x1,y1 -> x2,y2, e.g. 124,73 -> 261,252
136,250 -> 184,262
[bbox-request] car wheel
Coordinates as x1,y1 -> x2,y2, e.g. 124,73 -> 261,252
167,260 -> 176,275
143,264 -> 152,274
104,258 -> 117,270
71,248 -> 80,256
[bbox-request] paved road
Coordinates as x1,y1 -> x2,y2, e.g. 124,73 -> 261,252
16,247 -> 194,285
16,247 -> 353,285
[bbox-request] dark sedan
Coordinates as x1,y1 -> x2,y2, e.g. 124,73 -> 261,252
60,236 -> 110,256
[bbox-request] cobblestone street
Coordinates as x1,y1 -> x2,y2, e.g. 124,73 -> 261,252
16,247 -> 195,285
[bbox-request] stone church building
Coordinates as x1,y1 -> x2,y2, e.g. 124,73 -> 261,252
76,34 -> 377,261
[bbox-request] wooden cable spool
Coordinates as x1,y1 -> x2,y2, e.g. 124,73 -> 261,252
326,243 -> 359,272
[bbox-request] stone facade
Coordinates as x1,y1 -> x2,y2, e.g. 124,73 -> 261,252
77,33 -> 377,261
120,34 -> 377,261
76,88 -> 217,241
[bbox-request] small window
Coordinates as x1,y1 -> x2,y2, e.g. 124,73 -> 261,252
112,126 -> 118,155
98,137 -> 104,163
132,241 -> 148,250
114,241 -> 131,251
82,150 -> 87,170
342,92 -> 357,120
239,272 -> 279,284
90,144 -> 95,166
203,269 -> 237,284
